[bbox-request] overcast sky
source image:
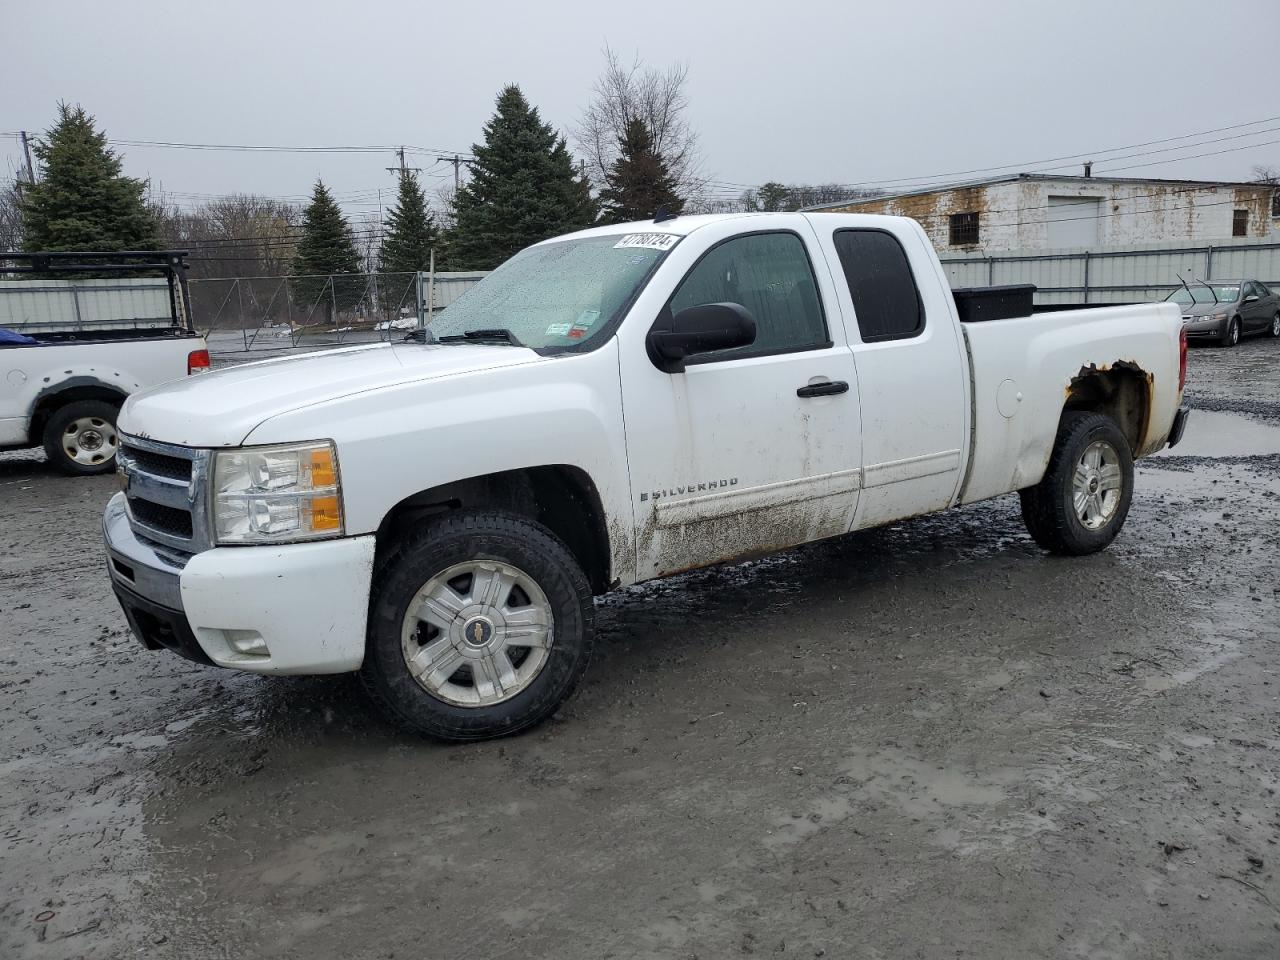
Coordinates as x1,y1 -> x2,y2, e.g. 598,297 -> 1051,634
5,0 -> 1279,219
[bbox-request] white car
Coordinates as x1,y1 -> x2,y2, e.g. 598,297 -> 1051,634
104,214 -> 1188,740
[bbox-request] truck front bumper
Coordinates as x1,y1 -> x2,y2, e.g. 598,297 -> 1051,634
103,493 -> 376,674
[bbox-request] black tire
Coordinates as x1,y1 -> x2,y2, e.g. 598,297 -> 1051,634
41,400 -> 121,476
1267,312 -> 1280,339
361,510 -> 594,741
1219,316 -> 1241,347
1020,412 -> 1134,556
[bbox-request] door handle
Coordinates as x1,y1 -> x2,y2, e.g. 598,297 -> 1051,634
796,380 -> 849,398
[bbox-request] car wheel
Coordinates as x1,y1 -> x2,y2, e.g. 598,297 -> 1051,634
41,400 -> 121,475
1268,312 -> 1280,338
1020,412 -> 1134,556
1220,316 -> 1241,347
361,510 -> 594,741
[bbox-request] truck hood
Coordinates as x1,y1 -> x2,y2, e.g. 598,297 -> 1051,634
119,342 -> 544,447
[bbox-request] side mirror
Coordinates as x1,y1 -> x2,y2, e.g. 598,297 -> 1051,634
1245,294 -> 1259,303
647,302 -> 756,372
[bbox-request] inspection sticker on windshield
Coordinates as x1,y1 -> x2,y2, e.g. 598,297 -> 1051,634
614,233 -> 679,251
545,322 -> 572,337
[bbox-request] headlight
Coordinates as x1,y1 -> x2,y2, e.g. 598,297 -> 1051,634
213,441 -> 343,544
1208,312 -> 1228,322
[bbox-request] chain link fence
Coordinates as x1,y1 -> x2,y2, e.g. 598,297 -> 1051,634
190,271 -> 487,361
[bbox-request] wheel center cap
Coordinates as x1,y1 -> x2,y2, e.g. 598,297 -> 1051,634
80,430 -> 103,450
461,617 -> 495,648
1088,476 -> 1100,493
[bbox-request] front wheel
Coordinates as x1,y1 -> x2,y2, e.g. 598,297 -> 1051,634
1268,312 -> 1280,338
361,511 -> 594,741
1020,412 -> 1134,556
41,400 -> 120,475
1220,316 -> 1241,347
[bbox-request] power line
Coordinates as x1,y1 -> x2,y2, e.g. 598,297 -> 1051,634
700,114 -> 1280,196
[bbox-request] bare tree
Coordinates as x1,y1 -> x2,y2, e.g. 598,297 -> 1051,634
351,211 -> 382,275
735,182 -> 885,213
0,181 -> 22,251
153,193 -> 301,280
574,47 -> 702,201
1251,164 -> 1279,184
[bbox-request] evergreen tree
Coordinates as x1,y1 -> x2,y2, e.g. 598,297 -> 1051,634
378,170 -> 437,275
20,102 -> 159,252
449,85 -> 597,269
291,180 -> 363,315
598,119 -> 684,223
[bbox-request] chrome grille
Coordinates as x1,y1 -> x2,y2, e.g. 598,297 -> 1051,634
117,435 -> 212,554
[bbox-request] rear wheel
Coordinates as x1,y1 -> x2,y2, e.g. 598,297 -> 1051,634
1020,412 -> 1134,556
361,510 -> 594,741
1220,316 -> 1241,347
41,400 -> 120,475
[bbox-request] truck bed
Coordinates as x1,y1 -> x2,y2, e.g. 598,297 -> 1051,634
957,300 -> 1183,505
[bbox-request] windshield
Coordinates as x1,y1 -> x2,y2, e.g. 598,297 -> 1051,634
426,233 -> 679,350
1167,285 -> 1239,306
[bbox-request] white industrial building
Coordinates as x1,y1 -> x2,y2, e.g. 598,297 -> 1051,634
812,173 -> 1280,254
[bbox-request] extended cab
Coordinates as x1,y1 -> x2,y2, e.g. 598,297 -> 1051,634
103,214 -> 1189,740
1,251 -> 209,474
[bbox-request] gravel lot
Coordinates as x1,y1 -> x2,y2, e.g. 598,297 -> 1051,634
2,339 -> 1279,959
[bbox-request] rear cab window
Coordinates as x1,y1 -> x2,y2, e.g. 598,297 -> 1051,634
831,229 -> 925,343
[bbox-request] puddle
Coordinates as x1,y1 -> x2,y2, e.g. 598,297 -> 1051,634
1155,409 -> 1280,459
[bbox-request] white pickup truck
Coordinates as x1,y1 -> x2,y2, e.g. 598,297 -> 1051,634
104,213 -> 1189,740
1,252 -> 209,474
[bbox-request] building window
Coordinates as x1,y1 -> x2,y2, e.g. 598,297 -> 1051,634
1272,191 -> 1280,218
949,212 -> 979,246
1232,209 -> 1248,237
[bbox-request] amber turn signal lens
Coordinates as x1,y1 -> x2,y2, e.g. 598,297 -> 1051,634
308,495 -> 342,531
309,448 -> 337,488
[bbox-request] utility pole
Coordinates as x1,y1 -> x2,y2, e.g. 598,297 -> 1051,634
19,131 -> 36,193
386,146 -> 421,179
452,155 -> 463,192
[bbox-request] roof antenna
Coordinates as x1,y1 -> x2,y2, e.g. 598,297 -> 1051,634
654,205 -> 677,223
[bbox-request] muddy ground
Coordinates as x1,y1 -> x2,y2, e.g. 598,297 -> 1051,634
2,340 -> 1280,960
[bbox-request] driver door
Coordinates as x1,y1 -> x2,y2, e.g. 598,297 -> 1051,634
618,224 -> 862,579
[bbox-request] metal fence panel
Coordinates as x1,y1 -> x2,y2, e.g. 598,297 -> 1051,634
939,237 -> 1280,304
0,277 -> 174,332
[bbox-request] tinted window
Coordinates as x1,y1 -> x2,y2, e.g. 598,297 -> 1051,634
832,229 -> 925,342
668,232 -> 827,359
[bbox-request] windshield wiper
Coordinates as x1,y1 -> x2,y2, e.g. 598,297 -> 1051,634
402,328 -> 438,343
1192,277 -> 1218,304
436,328 -> 525,347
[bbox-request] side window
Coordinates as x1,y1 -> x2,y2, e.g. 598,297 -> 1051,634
668,232 -> 828,359
832,229 -> 925,342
